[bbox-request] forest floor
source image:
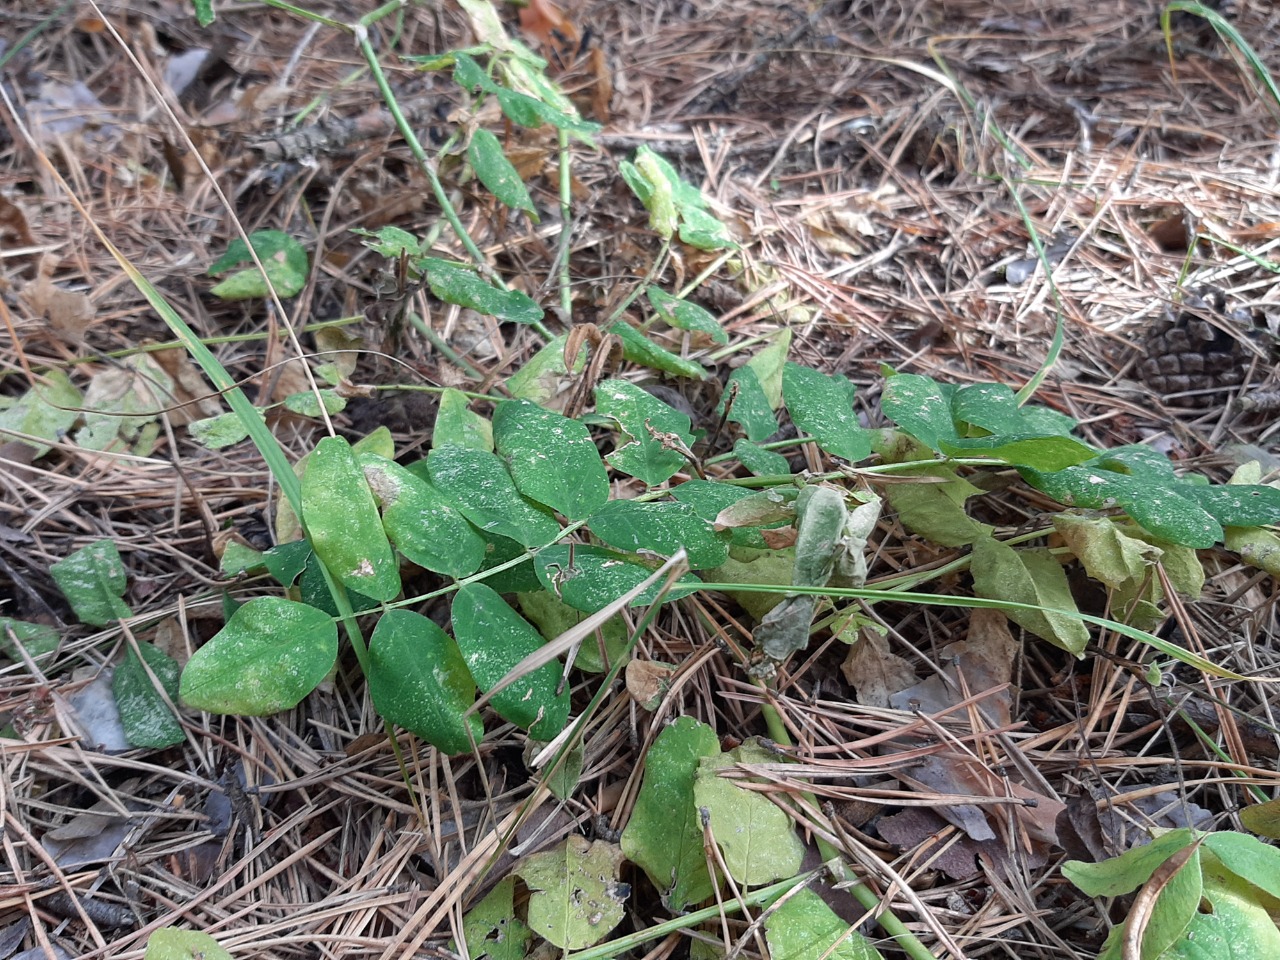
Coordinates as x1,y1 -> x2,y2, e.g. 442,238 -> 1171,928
3,0 -> 1280,958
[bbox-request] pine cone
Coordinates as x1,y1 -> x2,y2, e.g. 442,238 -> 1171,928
1137,292 -> 1271,407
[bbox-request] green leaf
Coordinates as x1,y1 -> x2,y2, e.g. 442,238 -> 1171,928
1164,865 -> 1280,960
261,539 -> 311,587
608,319 -> 709,380
514,836 -> 627,950
507,333 -> 587,404
179,597 -> 338,715
0,618 -> 60,661
189,409 -> 260,450
419,258 -> 544,324
354,224 -> 424,259
620,716 -> 720,911
298,552 -> 380,617
970,536 -> 1090,655
941,433 -> 1096,471
1063,829 -> 1197,896
1024,465 -> 1223,548
472,530 -> 543,593
733,439 -> 791,476
718,366 -> 778,441
452,51 -> 494,92
145,928 -> 233,960
452,583 -> 569,738
493,87 -> 600,139
494,400 -> 609,520
113,641 -> 184,749
191,0 -> 215,27
468,128 -> 538,216
588,499 -> 729,570
283,389 -> 346,418
746,329 -> 792,409
672,479 -> 775,548
367,609 -> 483,755
50,539 -> 132,626
693,742 -> 806,885
1138,844 -> 1204,960
517,590 -> 629,673
646,286 -> 727,343
458,877 -> 533,960
302,436 -> 401,602
679,205 -> 735,251
950,382 -> 1024,434
209,229 -> 308,300
534,545 -> 700,613
1177,483 -> 1280,528
627,151 -> 678,238
755,486 -> 846,660
881,373 -> 957,449
1204,832 -> 1280,901
426,444 -> 562,547
882,466 -> 991,547
765,888 -> 884,960
361,453 -> 486,578
782,362 -> 872,463
0,368 -> 81,457
1240,798 -> 1280,839
433,387 -> 494,451
595,379 -> 693,485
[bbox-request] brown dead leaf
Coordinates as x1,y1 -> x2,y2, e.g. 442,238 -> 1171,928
520,0 -> 580,60
589,46 -> 613,122
625,660 -> 676,710
150,345 -> 221,425
20,257 -> 95,344
0,195 -> 35,248
841,628 -> 917,708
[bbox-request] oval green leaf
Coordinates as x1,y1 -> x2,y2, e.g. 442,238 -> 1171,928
113,641 -> 184,749
302,435 -> 401,601
782,362 -> 871,463
493,400 -> 609,520
608,319 -> 708,380
595,379 -> 693,486
50,538 -> 133,627
179,597 -> 338,715
534,545 -> 701,613
433,387 -> 493,451
452,583 -> 569,739
426,444 -> 562,547
368,609 -> 483,754
646,286 -> 727,343
361,452 -> 486,578
588,499 -> 729,570
717,366 -> 778,442
420,258 -> 543,325
468,127 -> 537,216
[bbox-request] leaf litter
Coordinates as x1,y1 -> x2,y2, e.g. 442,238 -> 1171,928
3,1 -> 1280,959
